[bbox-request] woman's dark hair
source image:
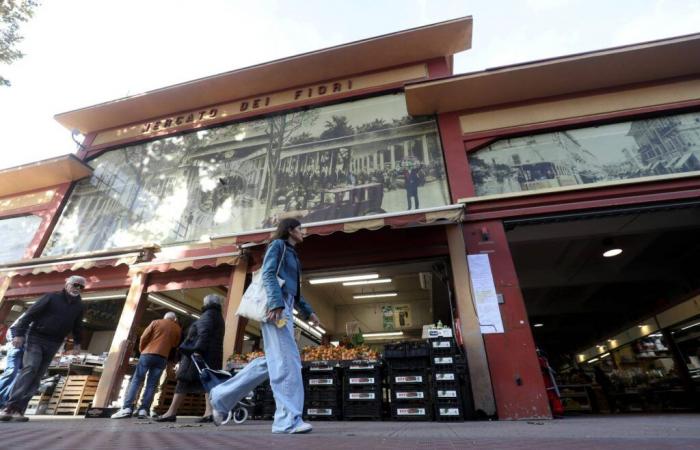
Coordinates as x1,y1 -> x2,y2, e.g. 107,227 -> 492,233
271,218 -> 302,241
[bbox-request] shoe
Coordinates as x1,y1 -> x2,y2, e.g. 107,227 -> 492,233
290,422 -> 312,434
212,409 -> 232,427
136,409 -> 148,419
154,415 -> 176,422
0,408 -> 28,423
0,408 -> 13,422
110,407 -> 133,419
196,415 -> 213,423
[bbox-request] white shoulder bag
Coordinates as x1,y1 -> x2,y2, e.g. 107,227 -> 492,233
236,243 -> 286,322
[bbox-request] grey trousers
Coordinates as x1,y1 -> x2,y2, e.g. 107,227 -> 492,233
5,337 -> 62,412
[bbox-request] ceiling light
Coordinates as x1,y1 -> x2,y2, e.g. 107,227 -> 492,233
600,353 -> 610,358
353,292 -> 397,299
533,323 -> 544,328
343,278 -> 392,286
681,322 -> 700,331
190,313 -> 201,319
81,294 -> 128,302
309,274 -> 378,285
148,294 -> 188,314
588,357 -> 599,363
603,248 -> 623,258
363,331 -> 404,338
315,325 -> 327,334
243,335 -> 250,341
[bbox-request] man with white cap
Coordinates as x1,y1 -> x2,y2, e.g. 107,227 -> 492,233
0,275 -> 86,422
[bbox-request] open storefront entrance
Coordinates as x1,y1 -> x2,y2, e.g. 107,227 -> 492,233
507,202 -> 700,414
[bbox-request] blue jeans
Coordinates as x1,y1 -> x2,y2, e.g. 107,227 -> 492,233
123,354 -> 167,411
0,346 -> 24,407
211,295 -> 304,433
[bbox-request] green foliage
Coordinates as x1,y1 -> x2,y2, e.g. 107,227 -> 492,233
1,0 -> 39,87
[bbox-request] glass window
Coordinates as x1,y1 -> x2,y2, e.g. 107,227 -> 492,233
0,215 -> 42,264
468,111 -> 700,197
43,93 -> 450,256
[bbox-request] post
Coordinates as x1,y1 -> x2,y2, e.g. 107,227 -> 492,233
92,271 -> 148,408
222,257 -> 249,365
0,277 -> 12,325
446,224 -> 497,416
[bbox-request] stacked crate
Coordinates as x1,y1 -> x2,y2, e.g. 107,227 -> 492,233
429,337 -> 466,421
253,381 -> 275,419
342,360 -> 382,420
153,379 -> 206,416
303,361 -> 342,420
385,342 -> 433,421
52,375 -> 100,415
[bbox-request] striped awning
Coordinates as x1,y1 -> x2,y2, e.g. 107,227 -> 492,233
129,252 -> 242,274
210,204 -> 464,246
0,253 -> 141,278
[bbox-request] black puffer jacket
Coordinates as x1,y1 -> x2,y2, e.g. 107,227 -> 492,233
176,303 -> 225,382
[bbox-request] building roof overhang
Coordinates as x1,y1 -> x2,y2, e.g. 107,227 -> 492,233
405,33 -> 700,116
0,154 -> 93,198
55,17 -> 473,135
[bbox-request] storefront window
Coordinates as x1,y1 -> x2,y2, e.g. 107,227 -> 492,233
468,111 -> 700,197
43,93 -> 450,256
0,215 -> 42,264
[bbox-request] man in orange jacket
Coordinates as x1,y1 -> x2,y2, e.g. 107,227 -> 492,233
111,312 -> 181,419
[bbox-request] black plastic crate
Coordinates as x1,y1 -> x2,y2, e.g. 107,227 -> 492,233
386,357 -> 429,370
390,403 -> 433,421
433,386 -> 461,402
345,384 -> 382,402
343,400 -> 383,419
305,373 -> 341,388
304,405 -> 341,420
388,369 -> 429,386
391,386 -> 431,402
434,401 -> 464,421
344,372 -> 381,387
384,342 -> 407,359
428,339 -> 456,355
305,388 -> 341,403
343,360 -> 382,370
405,341 -> 429,358
303,360 -> 340,370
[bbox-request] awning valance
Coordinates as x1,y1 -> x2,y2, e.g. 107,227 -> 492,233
129,252 -> 242,274
0,253 -> 141,278
210,204 -> 464,246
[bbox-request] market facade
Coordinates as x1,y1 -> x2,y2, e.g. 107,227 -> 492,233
0,17 -> 698,420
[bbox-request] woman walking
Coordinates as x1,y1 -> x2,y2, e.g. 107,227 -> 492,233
155,294 -> 225,423
210,218 -> 319,433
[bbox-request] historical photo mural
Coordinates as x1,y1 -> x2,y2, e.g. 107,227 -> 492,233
468,111 -> 700,197
0,215 -> 42,264
43,93 -> 450,255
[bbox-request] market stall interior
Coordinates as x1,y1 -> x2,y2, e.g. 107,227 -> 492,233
507,202 -> 700,414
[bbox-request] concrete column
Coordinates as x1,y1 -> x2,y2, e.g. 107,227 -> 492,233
462,220 -> 551,420
92,271 -> 149,408
222,257 -> 249,364
446,224 -> 496,416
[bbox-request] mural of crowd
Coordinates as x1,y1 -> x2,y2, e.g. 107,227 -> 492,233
43,94 -> 450,255
469,111 -> 700,197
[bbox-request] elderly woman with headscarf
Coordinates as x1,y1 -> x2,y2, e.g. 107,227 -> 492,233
155,294 -> 225,423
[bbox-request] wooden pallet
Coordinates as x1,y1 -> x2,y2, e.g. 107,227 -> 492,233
44,376 -> 67,415
52,375 -> 100,415
25,393 -> 52,416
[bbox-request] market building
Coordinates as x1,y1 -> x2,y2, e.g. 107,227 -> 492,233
0,17 -> 698,420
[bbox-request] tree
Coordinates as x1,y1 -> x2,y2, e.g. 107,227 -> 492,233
1,0 -> 39,87
320,115 -> 354,140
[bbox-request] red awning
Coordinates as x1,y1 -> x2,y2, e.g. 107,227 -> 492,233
129,252 -> 242,274
211,204 -> 464,246
0,253 -> 141,278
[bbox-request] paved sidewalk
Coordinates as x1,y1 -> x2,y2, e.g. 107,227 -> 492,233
1,414 -> 699,449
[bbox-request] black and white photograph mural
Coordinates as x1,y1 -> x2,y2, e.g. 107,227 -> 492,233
468,111 -> 700,197
43,94 -> 450,255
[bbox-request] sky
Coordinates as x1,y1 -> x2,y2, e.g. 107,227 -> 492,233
0,0 -> 699,171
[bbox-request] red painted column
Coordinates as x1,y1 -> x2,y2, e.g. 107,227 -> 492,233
438,112 -> 475,201
463,220 -> 551,419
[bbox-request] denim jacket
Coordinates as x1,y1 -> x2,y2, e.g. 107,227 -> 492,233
262,239 -> 314,320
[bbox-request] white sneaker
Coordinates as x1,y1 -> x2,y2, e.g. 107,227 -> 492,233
212,409 -> 232,427
290,422 -> 312,434
110,407 -> 133,419
136,409 -> 148,419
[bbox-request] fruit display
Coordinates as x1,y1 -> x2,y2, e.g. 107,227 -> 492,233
301,344 -> 379,362
227,350 -> 265,365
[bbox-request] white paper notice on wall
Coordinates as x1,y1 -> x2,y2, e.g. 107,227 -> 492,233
467,254 -> 504,334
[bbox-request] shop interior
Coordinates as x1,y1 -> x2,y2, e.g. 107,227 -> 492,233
507,203 -> 700,414
239,258 -> 455,360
